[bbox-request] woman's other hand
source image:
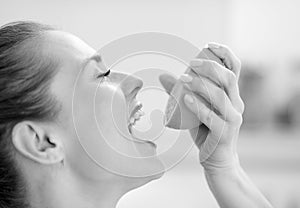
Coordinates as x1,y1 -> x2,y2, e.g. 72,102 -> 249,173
160,44 -> 273,208
160,43 -> 244,173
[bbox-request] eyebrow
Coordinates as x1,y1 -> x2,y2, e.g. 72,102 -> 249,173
82,53 -> 103,71
88,53 -> 102,62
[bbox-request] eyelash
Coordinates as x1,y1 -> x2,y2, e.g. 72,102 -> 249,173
96,69 -> 111,81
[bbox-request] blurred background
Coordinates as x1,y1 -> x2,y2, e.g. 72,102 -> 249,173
1,0 -> 299,207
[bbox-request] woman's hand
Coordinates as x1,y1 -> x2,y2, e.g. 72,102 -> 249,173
160,43 -> 244,172
160,44 -> 273,208
184,43 -> 244,172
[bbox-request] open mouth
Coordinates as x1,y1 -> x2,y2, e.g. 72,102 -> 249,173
127,101 -> 157,148
128,102 -> 145,134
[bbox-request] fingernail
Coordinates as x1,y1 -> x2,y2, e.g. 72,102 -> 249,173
190,59 -> 203,66
208,43 -> 220,49
184,94 -> 194,104
180,74 -> 193,83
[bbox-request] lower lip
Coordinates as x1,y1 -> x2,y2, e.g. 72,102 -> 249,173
134,137 -> 157,149
146,140 -> 157,148
129,127 -> 157,148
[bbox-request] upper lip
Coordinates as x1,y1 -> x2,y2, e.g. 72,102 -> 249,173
129,101 -> 143,121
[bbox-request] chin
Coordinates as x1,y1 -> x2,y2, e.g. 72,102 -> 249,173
123,168 -> 165,193
126,101 -> 167,179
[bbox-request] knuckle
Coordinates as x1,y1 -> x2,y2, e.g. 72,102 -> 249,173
204,60 -> 219,71
227,71 -> 237,86
203,110 -> 212,125
222,45 -> 232,57
191,77 -> 204,93
231,113 -> 243,126
190,64 -> 201,75
236,59 -> 242,70
218,43 -> 228,50
239,100 -> 245,113
216,89 -> 226,104
200,78 -> 210,91
211,60 -> 220,70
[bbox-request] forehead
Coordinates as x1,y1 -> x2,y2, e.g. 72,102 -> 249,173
45,31 -> 98,106
43,30 -> 96,67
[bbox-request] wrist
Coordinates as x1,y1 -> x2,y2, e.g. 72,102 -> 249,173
202,153 -> 241,176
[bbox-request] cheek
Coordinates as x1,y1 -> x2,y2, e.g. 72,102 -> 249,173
70,83 -> 131,165
72,82 -> 127,131
60,83 -> 125,178
63,82 -> 164,178
95,84 -> 129,138
72,82 -> 129,151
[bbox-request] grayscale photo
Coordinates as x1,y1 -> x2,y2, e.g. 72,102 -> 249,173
0,0 -> 299,207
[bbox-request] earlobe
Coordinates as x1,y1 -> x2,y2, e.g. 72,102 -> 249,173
12,122 -> 64,165
44,136 -> 65,163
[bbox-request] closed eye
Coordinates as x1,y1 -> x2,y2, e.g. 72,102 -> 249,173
96,69 -> 110,79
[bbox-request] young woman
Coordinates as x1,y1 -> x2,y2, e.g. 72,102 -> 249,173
0,21 -> 273,208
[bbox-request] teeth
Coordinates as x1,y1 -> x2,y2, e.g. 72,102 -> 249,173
139,110 -> 145,116
128,109 -> 145,131
134,112 -> 140,119
133,110 -> 145,120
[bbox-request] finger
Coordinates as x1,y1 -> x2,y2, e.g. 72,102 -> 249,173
159,73 -> 177,95
184,76 -> 237,122
183,93 -> 225,134
190,59 -> 233,88
188,59 -> 244,113
190,124 -> 209,147
207,43 -> 242,79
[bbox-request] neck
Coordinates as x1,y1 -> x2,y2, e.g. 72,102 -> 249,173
26,169 -> 133,208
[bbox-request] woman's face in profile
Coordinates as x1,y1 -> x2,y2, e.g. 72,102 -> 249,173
45,31 -> 164,182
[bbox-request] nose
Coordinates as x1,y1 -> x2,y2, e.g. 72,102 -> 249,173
111,72 -> 143,99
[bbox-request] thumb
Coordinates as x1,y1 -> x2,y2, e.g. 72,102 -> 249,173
158,73 -> 177,95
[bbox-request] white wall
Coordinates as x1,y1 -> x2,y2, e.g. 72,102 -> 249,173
0,0 -> 229,51
229,0 -> 300,62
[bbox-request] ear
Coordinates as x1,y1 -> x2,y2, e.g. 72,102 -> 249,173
11,121 -> 64,165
